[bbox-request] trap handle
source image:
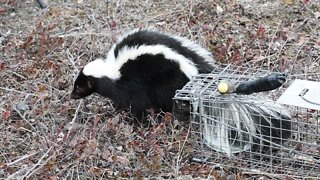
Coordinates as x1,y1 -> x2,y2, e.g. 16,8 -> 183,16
235,73 -> 286,95
217,73 -> 286,95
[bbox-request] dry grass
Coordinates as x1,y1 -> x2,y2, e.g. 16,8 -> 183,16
0,0 -> 319,179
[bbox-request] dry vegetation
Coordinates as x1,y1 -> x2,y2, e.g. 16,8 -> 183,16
0,0 -> 319,179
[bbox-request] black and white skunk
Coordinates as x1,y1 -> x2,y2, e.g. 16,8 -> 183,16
70,29 -> 292,155
70,29 -> 216,118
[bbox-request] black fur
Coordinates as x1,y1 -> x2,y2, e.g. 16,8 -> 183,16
70,72 -> 95,99
97,54 -> 190,117
248,108 -> 292,152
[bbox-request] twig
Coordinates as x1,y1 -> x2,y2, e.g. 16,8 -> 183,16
174,126 -> 191,176
52,32 -> 112,38
0,30 -> 11,47
0,87 -> 37,96
12,71 -> 27,80
208,164 -> 224,180
242,171 -> 282,178
6,152 -> 38,167
13,107 -> 38,134
6,168 -> 28,180
66,49 -> 87,76
265,23 -> 281,71
55,161 -> 77,177
252,53 -> 277,63
13,105 -> 52,149
66,100 -> 83,139
17,127 -> 34,134
265,23 -> 281,56
290,41 -> 307,75
36,0 -> 47,9
275,37 -> 289,68
24,147 -> 54,178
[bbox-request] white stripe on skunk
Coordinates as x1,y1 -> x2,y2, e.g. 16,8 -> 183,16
83,29 -> 216,80
83,44 -> 199,80
112,28 -> 215,66
173,35 -> 214,65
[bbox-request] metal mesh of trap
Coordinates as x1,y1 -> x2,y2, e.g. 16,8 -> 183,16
173,64 -> 320,179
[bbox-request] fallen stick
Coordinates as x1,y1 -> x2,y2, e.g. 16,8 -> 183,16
36,0 -> 47,9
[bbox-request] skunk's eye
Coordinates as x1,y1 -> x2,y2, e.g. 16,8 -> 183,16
76,85 -> 84,93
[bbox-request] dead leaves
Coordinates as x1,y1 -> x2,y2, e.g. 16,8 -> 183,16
296,35 -> 306,47
88,166 -> 103,176
111,155 -> 129,165
102,149 -> 111,160
20,22 -> 63,58
2,110 -> 11,120
21,35 -> 33,50
181,163 -> 228,179
256,26 -> 266,39
0,63 -> 5,71
69,137 -> 98,160
283,0 -> 294,5
0,7 -> 6,15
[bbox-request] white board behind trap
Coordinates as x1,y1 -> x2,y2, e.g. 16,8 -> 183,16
277,79 -> 320,110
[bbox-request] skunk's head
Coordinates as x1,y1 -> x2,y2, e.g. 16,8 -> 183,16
71,70 -> 96,99
71,58 -> 115,100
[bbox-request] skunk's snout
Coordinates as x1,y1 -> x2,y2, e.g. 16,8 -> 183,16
70,92 -> 80,99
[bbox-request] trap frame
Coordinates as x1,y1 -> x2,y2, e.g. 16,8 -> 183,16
174,64 -> 320,179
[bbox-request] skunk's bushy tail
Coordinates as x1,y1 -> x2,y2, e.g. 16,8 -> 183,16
201,95 -> 292,156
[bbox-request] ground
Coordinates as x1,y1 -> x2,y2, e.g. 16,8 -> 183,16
0,0 -> 319,179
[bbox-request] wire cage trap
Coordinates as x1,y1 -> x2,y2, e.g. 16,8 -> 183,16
173,64 -> 320,179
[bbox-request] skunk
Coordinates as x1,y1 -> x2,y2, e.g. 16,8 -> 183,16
71,29 -> 292,155
70,29 -> 216,118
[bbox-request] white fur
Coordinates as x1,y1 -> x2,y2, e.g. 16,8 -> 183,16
173,35 -> 215,65
83,58 -> 112,78
83,44 -> 199,80
200,97 -> 290,157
